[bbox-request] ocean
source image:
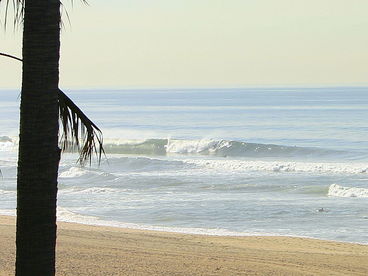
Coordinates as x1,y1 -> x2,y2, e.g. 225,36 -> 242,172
1,87 -> 368,243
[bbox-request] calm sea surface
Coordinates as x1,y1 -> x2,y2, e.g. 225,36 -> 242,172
1,87 -> 368,243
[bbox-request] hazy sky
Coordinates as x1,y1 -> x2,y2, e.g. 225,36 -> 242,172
1,0 -> 368,88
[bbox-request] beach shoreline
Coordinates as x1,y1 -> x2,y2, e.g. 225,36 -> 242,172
1,215 -> 368,276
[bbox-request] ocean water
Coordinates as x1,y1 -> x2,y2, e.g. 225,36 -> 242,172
1,87 -> 368,243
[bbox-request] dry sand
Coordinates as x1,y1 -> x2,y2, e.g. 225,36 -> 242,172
1,215 -> 368,276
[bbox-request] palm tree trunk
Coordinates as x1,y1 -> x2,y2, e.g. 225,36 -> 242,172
16,0 -> 61,275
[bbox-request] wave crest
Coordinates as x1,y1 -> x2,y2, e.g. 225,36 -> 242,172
328,184 -> 368,198
100,138 -> 340,158
0,136 -> 15,151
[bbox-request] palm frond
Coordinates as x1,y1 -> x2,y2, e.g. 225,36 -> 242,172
60,0 -> 89,29
0,0 -> 24,29
58,89 -> 105,165
1,2 -> 103,165
0,52 -> 22,62
1,1 -> 89,29
0,52 -> 104,165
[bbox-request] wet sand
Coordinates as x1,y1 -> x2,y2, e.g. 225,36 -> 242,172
1,215 -> 367,275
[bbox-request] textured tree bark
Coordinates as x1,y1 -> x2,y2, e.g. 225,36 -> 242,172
16,0 -> 61,275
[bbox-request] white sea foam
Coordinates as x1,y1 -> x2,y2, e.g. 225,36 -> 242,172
0,160 -> 16,166
76,187 -> 118,194
0,141 -> 15,151
59,187 -> 118,195
0,136 -> 18,152
186,159 -> 368,174
0,189 -> 15,195
0,206 -> 365,243
59,167 -> 89,178
57,207 -> 100,223
104,138 -> 148,145
0,209 -> 16,216
165,139 -> 229,154
0,206 -> 280,237
59,167 -> 117,185
55,207 -> 271,236
328,184 -> 368,198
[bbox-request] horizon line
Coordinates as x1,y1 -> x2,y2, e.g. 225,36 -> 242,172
1,84 -> 368,91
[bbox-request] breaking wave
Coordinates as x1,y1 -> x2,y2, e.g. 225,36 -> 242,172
0,135 -> 355,160
102,138 -> 342,158
328,184 -> 368,198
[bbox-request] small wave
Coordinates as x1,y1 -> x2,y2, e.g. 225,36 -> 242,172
103,139 -> 167,155
0,142 -> 15,151
0,165 -> 17,178
0,136 -> 18,152
59,167 -> 91,178
59,166 -> 113,178
0,189 -> 15,195
54,207 -> 274,236
328,184 -> 368,198
0,160 -> 16,166
0,136 -> 12,143
56,207 -> 100,223
0,209 -> 16,216
60,187 -> 118,195
98,156 -> 189,173
186,159 -> 368,174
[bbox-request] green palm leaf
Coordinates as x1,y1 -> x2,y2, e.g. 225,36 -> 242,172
0,52 -> 105,165
58,89 -> 105,165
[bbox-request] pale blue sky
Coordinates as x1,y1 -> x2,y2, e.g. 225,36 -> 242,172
1,0 -> 368,88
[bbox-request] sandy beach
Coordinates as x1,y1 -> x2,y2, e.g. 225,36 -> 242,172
0,216 -> 367,275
